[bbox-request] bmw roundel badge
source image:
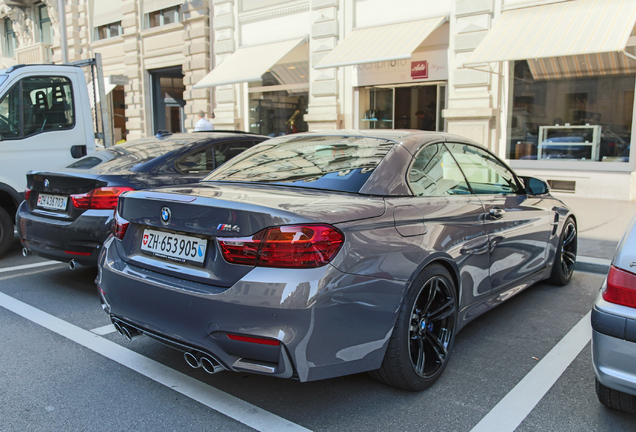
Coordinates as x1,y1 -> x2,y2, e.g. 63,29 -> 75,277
160,207 -> 171,224
44,179 -> 49,188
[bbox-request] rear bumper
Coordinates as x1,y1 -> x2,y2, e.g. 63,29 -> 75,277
591,290 -> 636,397
16,201 -> 112,266
97,236 -> 409,382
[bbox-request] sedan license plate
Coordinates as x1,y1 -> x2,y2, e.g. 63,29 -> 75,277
141,229 -> 208,265
37,193 -> 68,211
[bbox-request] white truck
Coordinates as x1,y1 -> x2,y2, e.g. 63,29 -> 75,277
0,55 -> 112,257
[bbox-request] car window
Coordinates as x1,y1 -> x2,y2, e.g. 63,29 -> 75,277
214,141 -> 256,168
175,146 -> 213,174
408,143 -> 471,196
204,136 -> 395,193
0,76 -> 75,140
445,143 -> 520,195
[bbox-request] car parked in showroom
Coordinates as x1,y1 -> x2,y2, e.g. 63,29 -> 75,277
592,215 -> 636,412
96,130 -> 577,391
17,131 -> 268,267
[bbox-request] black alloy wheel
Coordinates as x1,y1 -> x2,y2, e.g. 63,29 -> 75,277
371,264 -> 457,391
549,216 -> 577,286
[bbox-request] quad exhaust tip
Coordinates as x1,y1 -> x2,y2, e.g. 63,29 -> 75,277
112,321 -> 141,341
184,351 -> 224,374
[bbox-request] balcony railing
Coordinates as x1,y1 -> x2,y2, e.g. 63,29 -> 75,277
15,43 -> 52,64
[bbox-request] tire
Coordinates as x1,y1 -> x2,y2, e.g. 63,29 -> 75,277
548,216 -> 577,286
0,206 -> 13,258
596,378 -> 636,413
370,264 -> 457,391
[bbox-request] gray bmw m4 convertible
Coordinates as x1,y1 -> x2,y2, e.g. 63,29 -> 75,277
97,130 -> 577,391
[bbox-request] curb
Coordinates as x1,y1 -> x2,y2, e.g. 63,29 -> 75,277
575,256 -> 611,275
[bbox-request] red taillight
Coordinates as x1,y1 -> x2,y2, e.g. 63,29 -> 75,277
219,224 -> 344,268
227,334 -> 280,346
603,265 -> 636,308
24,187 -> 31,201
71,187 -> 134,210
112,211 -> 129,240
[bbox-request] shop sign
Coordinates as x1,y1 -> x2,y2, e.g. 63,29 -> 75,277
109,74 -> 129,86
411,61 -> 428,79
352,48 -> 447,86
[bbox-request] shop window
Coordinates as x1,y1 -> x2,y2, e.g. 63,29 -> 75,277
359,84 -> 446,131
95,22 -> 121,40
38,4 -> 52,44
146,6 -> 180,29
248,70 -> 309,137
4,18 -> 15,58
508,60 -> 634,163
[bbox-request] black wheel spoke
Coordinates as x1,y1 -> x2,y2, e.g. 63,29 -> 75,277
414,337 -> 425,374
423,279 -> 438,312
563,251 -> 576,264
563,227 -> 576,247
428,298 -> 456,322
561,259 -> 569,276
425,332 -> 446,362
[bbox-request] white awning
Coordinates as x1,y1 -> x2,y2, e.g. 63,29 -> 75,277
87,81 -> 118,108
93,0 -> 123,27
465,0 -> 636,66
193,38 -> 307,89
143,0 -> 184,13
314,16 -> 447,69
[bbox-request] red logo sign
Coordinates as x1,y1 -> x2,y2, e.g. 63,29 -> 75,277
143,234 -> 149,245
411,61 -> 428,79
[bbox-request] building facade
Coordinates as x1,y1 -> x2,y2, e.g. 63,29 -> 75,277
1,0 -> 635,199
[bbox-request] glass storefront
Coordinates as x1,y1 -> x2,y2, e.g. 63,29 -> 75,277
358,83 -> 446,131
508,61 -> 634,162
248,72 -> 308,137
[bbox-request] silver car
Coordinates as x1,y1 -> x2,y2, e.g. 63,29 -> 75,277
97,131 -> 577,391
593,216 -> 636,412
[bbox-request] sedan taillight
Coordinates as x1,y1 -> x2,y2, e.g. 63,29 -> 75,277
24,187 -> 31,201
112,211 -> 129,240
71,187 -> 135,210
219,224 -> 344,268
603,265 -> 636,308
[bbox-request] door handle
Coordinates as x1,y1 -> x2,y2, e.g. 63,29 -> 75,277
489,207 -> 505,218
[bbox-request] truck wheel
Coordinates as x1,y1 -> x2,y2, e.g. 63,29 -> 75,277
0,206 -> 13,257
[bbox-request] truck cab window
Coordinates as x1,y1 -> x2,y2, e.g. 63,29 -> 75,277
0,84 -> 20,139
23,77 -> 75,135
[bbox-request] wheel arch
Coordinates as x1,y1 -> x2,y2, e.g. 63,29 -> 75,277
0,182 -> 21,224
409,252 -> 461,300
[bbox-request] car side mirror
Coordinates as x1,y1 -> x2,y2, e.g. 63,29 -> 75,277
521,176 -> 549,195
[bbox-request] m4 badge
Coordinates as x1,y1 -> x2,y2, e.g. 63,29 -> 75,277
217,224 -> 240,233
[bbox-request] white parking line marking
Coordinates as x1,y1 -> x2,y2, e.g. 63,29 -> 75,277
0,292 -> 311,432
90,324 -> 117,335
470,311 -> 592,432
0,261 -> 62,274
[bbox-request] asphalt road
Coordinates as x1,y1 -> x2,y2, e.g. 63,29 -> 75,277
1,235 -> 634,432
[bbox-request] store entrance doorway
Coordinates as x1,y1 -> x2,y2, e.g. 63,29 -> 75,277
150,67 -> 186,134
360,83 -> 446,131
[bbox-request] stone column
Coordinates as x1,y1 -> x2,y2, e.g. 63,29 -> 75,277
182,1 -> 211,131
211,0 -> 240,130
121,0 -> 144,140
306,0 -> 340,130
444,0 -> 498,151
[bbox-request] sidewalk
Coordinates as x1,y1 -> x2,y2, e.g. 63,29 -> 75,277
554,195 -> 636,274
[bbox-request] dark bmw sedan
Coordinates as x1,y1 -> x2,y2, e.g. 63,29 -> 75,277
97,130 -> 577,391
17,131 -> 267,267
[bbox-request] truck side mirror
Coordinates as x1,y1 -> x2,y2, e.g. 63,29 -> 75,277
70,145 -> 87,159
521,176 -> 550,195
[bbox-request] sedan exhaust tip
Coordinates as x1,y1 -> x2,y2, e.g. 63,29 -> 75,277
200,356 -> 224,374
22,247 -> 29,257
69,260 -> 76,271
184,351 -> 201,369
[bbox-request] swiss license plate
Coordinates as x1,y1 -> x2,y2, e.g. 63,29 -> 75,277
37,193 -> 68,211
141,229 -> 208,265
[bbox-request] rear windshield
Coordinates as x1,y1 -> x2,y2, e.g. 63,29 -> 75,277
203,136 -> 395,193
